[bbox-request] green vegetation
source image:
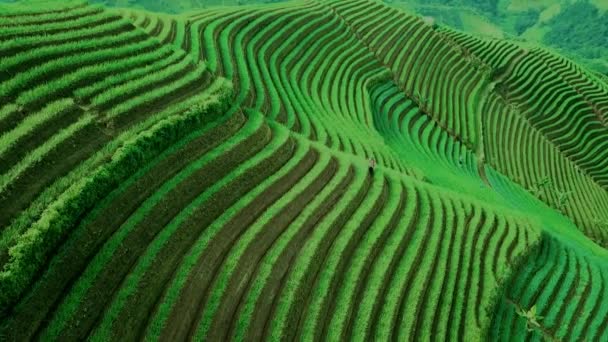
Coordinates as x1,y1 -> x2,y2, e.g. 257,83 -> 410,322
0,0 -> 607,341
392,0 -> 608,74
543,1 -> 608,60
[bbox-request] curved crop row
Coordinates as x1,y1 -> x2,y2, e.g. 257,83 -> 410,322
0,3 -> 233,313
441,27 -> 608,191
322,0 -> 484,148
124,1 -> 411,175
490,236 -> 608,341
424,25 -> 608,244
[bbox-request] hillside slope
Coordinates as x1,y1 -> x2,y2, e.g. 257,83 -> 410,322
0,0 -> 607,341
390,0 -> 608,75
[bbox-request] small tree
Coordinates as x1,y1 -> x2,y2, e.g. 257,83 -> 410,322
529,177 -> 552,199
515,304 -> 544,332
555,189 -> 571,210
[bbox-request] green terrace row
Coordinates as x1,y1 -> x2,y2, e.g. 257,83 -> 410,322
0,3 -> 215,228
491,236 -> 608,341
0,2 -> 99,27
482,92 -> 608,245
323,0 -> 484,149
439,26 -> 608,191
1,2 -> 607,341
131,2 -> 415,175
369,80 -> 490,199
120,9 -> 181,46
0,1 -> 87,19
0,2 -> 233,303
320,0 -> 608,243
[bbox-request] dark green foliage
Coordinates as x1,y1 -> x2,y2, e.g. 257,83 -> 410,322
0,81 -> 233,314
513,9 -> 539,35
544,1 -> 608,59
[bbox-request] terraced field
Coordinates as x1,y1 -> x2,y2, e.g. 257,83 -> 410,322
1,0 -> 607,341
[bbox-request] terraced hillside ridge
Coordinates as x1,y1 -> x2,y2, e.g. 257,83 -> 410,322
0,0 -> 607,341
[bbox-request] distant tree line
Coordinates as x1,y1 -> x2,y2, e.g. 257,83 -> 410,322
544,0 -> 608,59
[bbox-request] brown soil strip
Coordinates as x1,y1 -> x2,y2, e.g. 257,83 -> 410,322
0,17 -> 128,75
296,177 -> 390,342
0,111 -> 245,341
0,14 -> 126,51
0,106 -> 25,136
6,32 -> 153,103
263,172 -> 372,342
148,15 -> 163,37
341,184 -> 406,341
0,20 -> 133,60
0,2 -> 88,19
240,165 -> 355,342
209,10 -> 248,77
444,210 -> 474,338
111,70 -> 213,130
107,132 -> 297,341
410,200 -> 450,341
475,216 -> 499,326
555,260 -> 589,341
140,15 -> 150,29
429,199 -> 461,340
536,253 -> 578,339
205,155 -> 339,342
491,219 -> 510,278
596,289 -> 608,341
162,19 -> 177,46
76,48 -> 176,103
578,265 -> 604,341
364,189 -> 420,340
252,7 -> 317,124
503,224 -> 521,267
508,242 -> 560,338
181,20 -> 191,52
0,122 -> 108,228
44,114 -> 271,341
0,104 -> 82,175
456,210 -> 487,341
94,55 -> 193,112
4,7 -> 104,28
157,147 -> 318,342
501,237 -> 550,326
0,64 -> 212,226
